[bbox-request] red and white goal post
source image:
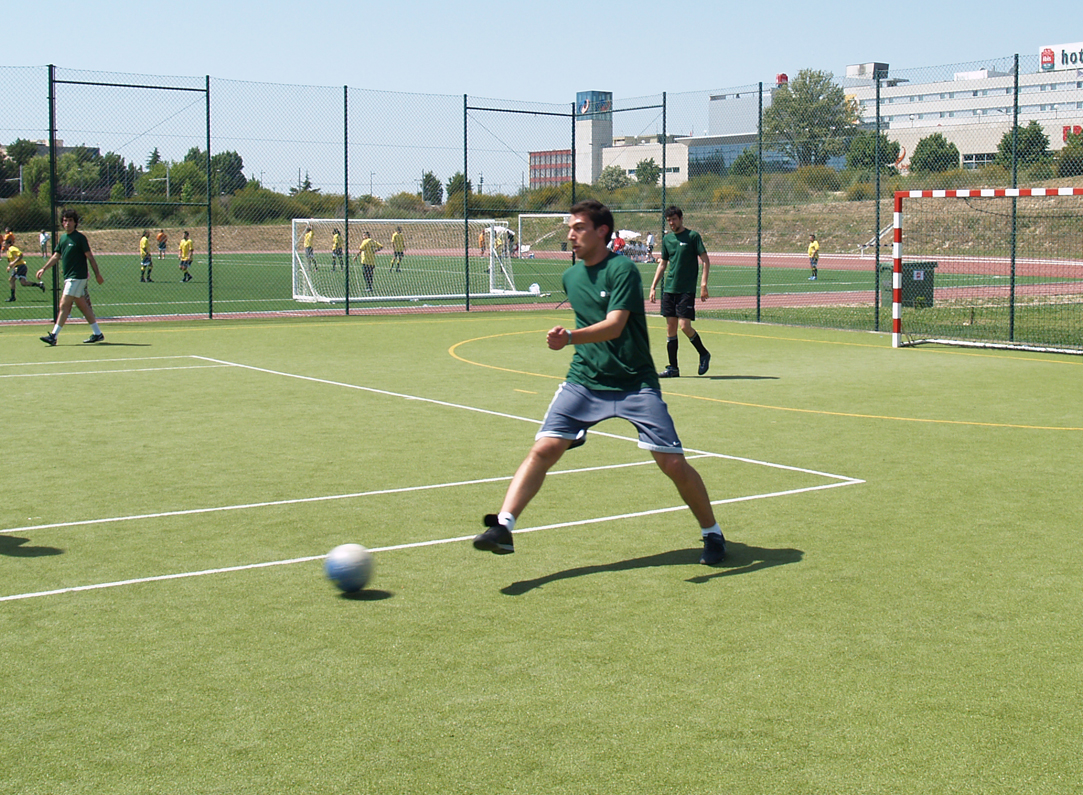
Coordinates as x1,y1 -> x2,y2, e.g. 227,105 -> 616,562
892,187 -> 1083,355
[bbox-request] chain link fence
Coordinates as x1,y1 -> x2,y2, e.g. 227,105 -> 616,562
2,54 -> 1082,346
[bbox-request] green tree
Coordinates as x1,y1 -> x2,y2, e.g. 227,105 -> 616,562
635,158 -> 661,186
7,138 -> 40,167
1056,131 -> 1083,178
211,151 -> 247,195
995,120 -> 1051,170
58,151 -> 100,197
910,133 -> 961,173
147,148 -> 162,168
762,69 -> 860,167
729,148 -> 759,177
596,164 -> 631,190
846,130 -> 900,175
445,172 -> 472,198
421,171 -> 443,205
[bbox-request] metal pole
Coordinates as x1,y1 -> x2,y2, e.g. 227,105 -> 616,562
1009,53 -> 1020,340
661,91 -> 667,223
205,75 -> 213,319
464,94 -> 470,311
874,76 -> 882,332
756,81 -> 763,322
344,85 -> 351,316
47,65 -> 58,318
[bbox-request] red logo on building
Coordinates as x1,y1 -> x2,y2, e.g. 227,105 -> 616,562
1041,48 -> 1056,71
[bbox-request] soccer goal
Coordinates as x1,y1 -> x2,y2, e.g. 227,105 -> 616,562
891,188 -> 1083,354
517,213 -> 570,259
291,218 -> 535,303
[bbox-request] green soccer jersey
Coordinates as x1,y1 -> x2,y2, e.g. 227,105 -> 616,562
562,252 -> 659,392
56,230 -> 91,280
660,228 -> 707,294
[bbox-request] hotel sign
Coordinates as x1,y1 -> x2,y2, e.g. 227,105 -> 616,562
1040,42 -> 1083,71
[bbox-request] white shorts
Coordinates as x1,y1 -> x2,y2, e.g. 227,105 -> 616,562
62,278 -> 90,299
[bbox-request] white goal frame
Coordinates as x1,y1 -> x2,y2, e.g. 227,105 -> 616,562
291,218 -> 535,303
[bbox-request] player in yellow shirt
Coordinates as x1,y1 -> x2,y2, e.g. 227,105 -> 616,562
139,230 -> 153,282
330,228 -> 344,271
390,227 -> 405,272
807,233 -> 820,281
178,231 -> 194,282
355,231 -> 383,291
6,243 -> 46,301
303,226 -> 317,271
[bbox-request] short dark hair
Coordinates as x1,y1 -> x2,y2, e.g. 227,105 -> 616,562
569,199 -> 614,243
60,209 -> 80,226
664,205 -> 683,220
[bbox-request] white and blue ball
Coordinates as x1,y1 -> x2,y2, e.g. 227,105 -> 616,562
324,543 -> 374,593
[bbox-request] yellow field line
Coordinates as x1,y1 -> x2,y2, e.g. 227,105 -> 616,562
449,329 -> 1083,431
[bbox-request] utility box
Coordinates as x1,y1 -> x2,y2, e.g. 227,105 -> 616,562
881,262 -> 937,308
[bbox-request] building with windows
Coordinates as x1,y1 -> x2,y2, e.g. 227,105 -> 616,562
530,46 -> 1083,189
528,149 -> 573,189
846,55 -> 1083,171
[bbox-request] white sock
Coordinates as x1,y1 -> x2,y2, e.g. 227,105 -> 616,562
498,511 -> 516,532
90,323 -> 101,335
51,323 -> 61,336
701,523 -> 722,537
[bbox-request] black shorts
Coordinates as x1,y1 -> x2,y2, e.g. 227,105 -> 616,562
660,291 -> 696,321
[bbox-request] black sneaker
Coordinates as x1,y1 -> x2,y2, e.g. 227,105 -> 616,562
5,296 -> 14,302
659,366 -> 680,378
38,283 -> 46,292
698,352 -> 711,376
40,333 -> 57,346
473,514 -> 514,555
700,533 -> 727,565
83,333 -> 105,344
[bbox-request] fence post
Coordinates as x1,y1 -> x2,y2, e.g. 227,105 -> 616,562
205,75 -> 213,319
344,85 -> 350,316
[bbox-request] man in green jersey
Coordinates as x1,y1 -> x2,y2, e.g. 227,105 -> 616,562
649,206 -> 712,377
36,209 -> 105,345
473,199 -> 727,565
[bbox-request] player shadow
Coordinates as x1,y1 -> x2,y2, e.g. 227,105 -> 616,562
87,342 -> 153,347
0,535 -> 63,558
500,541 -> 803,595
339,588 -> 393,601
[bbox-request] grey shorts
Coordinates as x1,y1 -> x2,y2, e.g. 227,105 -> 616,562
537,381 -> 684,454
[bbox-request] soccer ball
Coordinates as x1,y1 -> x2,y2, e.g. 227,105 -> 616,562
324,543 -> 374,593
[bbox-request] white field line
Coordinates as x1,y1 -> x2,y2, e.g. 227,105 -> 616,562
1,355 -> 864,602
0,364 -> 230,379
0,480 -> 859,603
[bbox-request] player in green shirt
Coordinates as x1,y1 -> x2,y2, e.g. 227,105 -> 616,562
473,199 -> 727,565
36,209 -> 105,345
649,206 -> 712,377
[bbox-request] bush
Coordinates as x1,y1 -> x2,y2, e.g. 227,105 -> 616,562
846,182 -> 874,201
229,187 -> 307,223
794,165 -> 842,193
0,193 -> 49,232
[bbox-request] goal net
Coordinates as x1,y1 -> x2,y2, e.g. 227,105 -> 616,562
291,218 -> 535,303
892,188 -> 1083,354
517,213 -> 570,259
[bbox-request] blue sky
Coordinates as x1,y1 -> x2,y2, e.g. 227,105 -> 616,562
15,0 -> 1076,101
4,2 -> 1078,198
